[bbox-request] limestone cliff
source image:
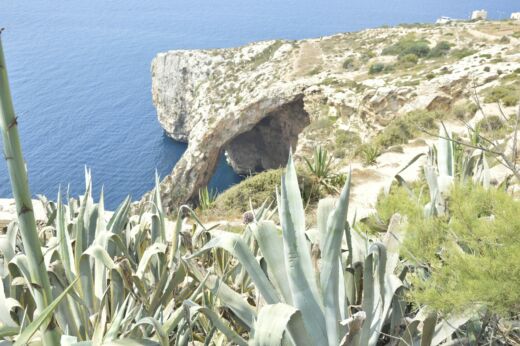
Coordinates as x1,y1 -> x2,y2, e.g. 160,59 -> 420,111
145,20 -> 520,211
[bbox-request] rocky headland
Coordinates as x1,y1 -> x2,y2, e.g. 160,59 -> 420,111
144,19 -> 520,215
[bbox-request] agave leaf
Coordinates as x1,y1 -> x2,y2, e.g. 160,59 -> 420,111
253,303 -> 312,346
134,317 -> 168,346
278,154 -> 327,345
13,277 -> 78,346
382,214 -> 404,274
57,189 -> 76,282
358,243 -> 389,346
189,233 -> 279,304
91,295 -> 108,346
103,339 -> 159,346
0,222 -> 17,266
184,300 -> 248,346
107,196 -> 131,235
79,251 -> 96,314
8,255 -> 36,298
430,313 -> 472,346
47,271 -> 82,339
437,126 -> 454,177
399,320 -> 421,346
186,259 -> 256,328
252,221 -> 292,305
151,172 -> 166,244
103,297 -> 130,342
136,243 -> 167,280
0,276 -> 17,328
0,326 -> 18,338
74,180 -> 92,273
420,312 -> 437,346
319,172 -> 351,345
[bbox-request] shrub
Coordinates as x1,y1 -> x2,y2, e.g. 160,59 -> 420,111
359,144 -> 381,166
499,36 -> 511,44
398,53 -> 419,66
250,40 -> 284,68
483,66 -> 490,72
450,101 -> 478,120
425,72 -> 435,80
427,41 -> 452,58
451,48 -> 477,59
476,115 -> 504,132
307,116 -> 335,131
484,84 -> 520,106
211,167 -> 319,214
393,183 -> 520,316
342,57 -> 355,69
374,109 -> 441,148
335,129 -> 362,148
369,63 -> 385,74
382,37 -> 431,57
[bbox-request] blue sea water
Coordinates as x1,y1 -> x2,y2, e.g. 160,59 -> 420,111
1,1 -> 518,209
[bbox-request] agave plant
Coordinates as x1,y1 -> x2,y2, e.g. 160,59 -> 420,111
305,146 -> 334,181
198,186 -> 217,211
423,126 -> 490,216
183,154 -> 465,345
0,35 -> 208,345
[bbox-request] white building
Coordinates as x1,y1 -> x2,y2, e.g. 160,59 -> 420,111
436,16 -> 453,24
511,12 -> 520,20
471,9 -> 488,21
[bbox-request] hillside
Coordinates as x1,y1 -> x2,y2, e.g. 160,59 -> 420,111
146,19 -> 520,215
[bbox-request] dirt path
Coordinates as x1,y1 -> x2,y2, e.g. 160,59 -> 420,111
343,140 -> 431,222
293,41 -> 324,77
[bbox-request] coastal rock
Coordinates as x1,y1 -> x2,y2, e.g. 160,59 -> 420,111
145,21 -> 520,211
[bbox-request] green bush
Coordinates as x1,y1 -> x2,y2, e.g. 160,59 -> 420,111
427,41 -> 452,58
342,57 -> 355,69
211,167 -> 319,214
450,101 -> 478,120
392,184 -> 520,316
369,63 -> 386,74
398,53 -> 419,66
382,37 -> 431,57
484,84 -> 520,106
499,36 -> 511,44
451,48 -> 477,59
307,116 -> 334,134
358,144 -> 381,166
373,109 -> 441,148
335,129 -> 362,148
476,115 -> 504,132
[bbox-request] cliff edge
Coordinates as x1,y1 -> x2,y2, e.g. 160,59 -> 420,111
145,20 -> 520,211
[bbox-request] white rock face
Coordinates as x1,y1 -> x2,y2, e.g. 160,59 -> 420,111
0,199 -> 46,229
144,21 -> 520,211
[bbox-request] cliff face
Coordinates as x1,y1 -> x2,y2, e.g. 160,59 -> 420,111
146,20 -> 520,211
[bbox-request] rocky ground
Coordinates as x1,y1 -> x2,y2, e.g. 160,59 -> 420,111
146,19 -> 520,215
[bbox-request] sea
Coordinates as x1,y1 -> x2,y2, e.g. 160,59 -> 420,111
1,0 -> 518,209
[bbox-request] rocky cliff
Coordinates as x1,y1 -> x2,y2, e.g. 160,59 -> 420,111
145,20 -> 520,211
